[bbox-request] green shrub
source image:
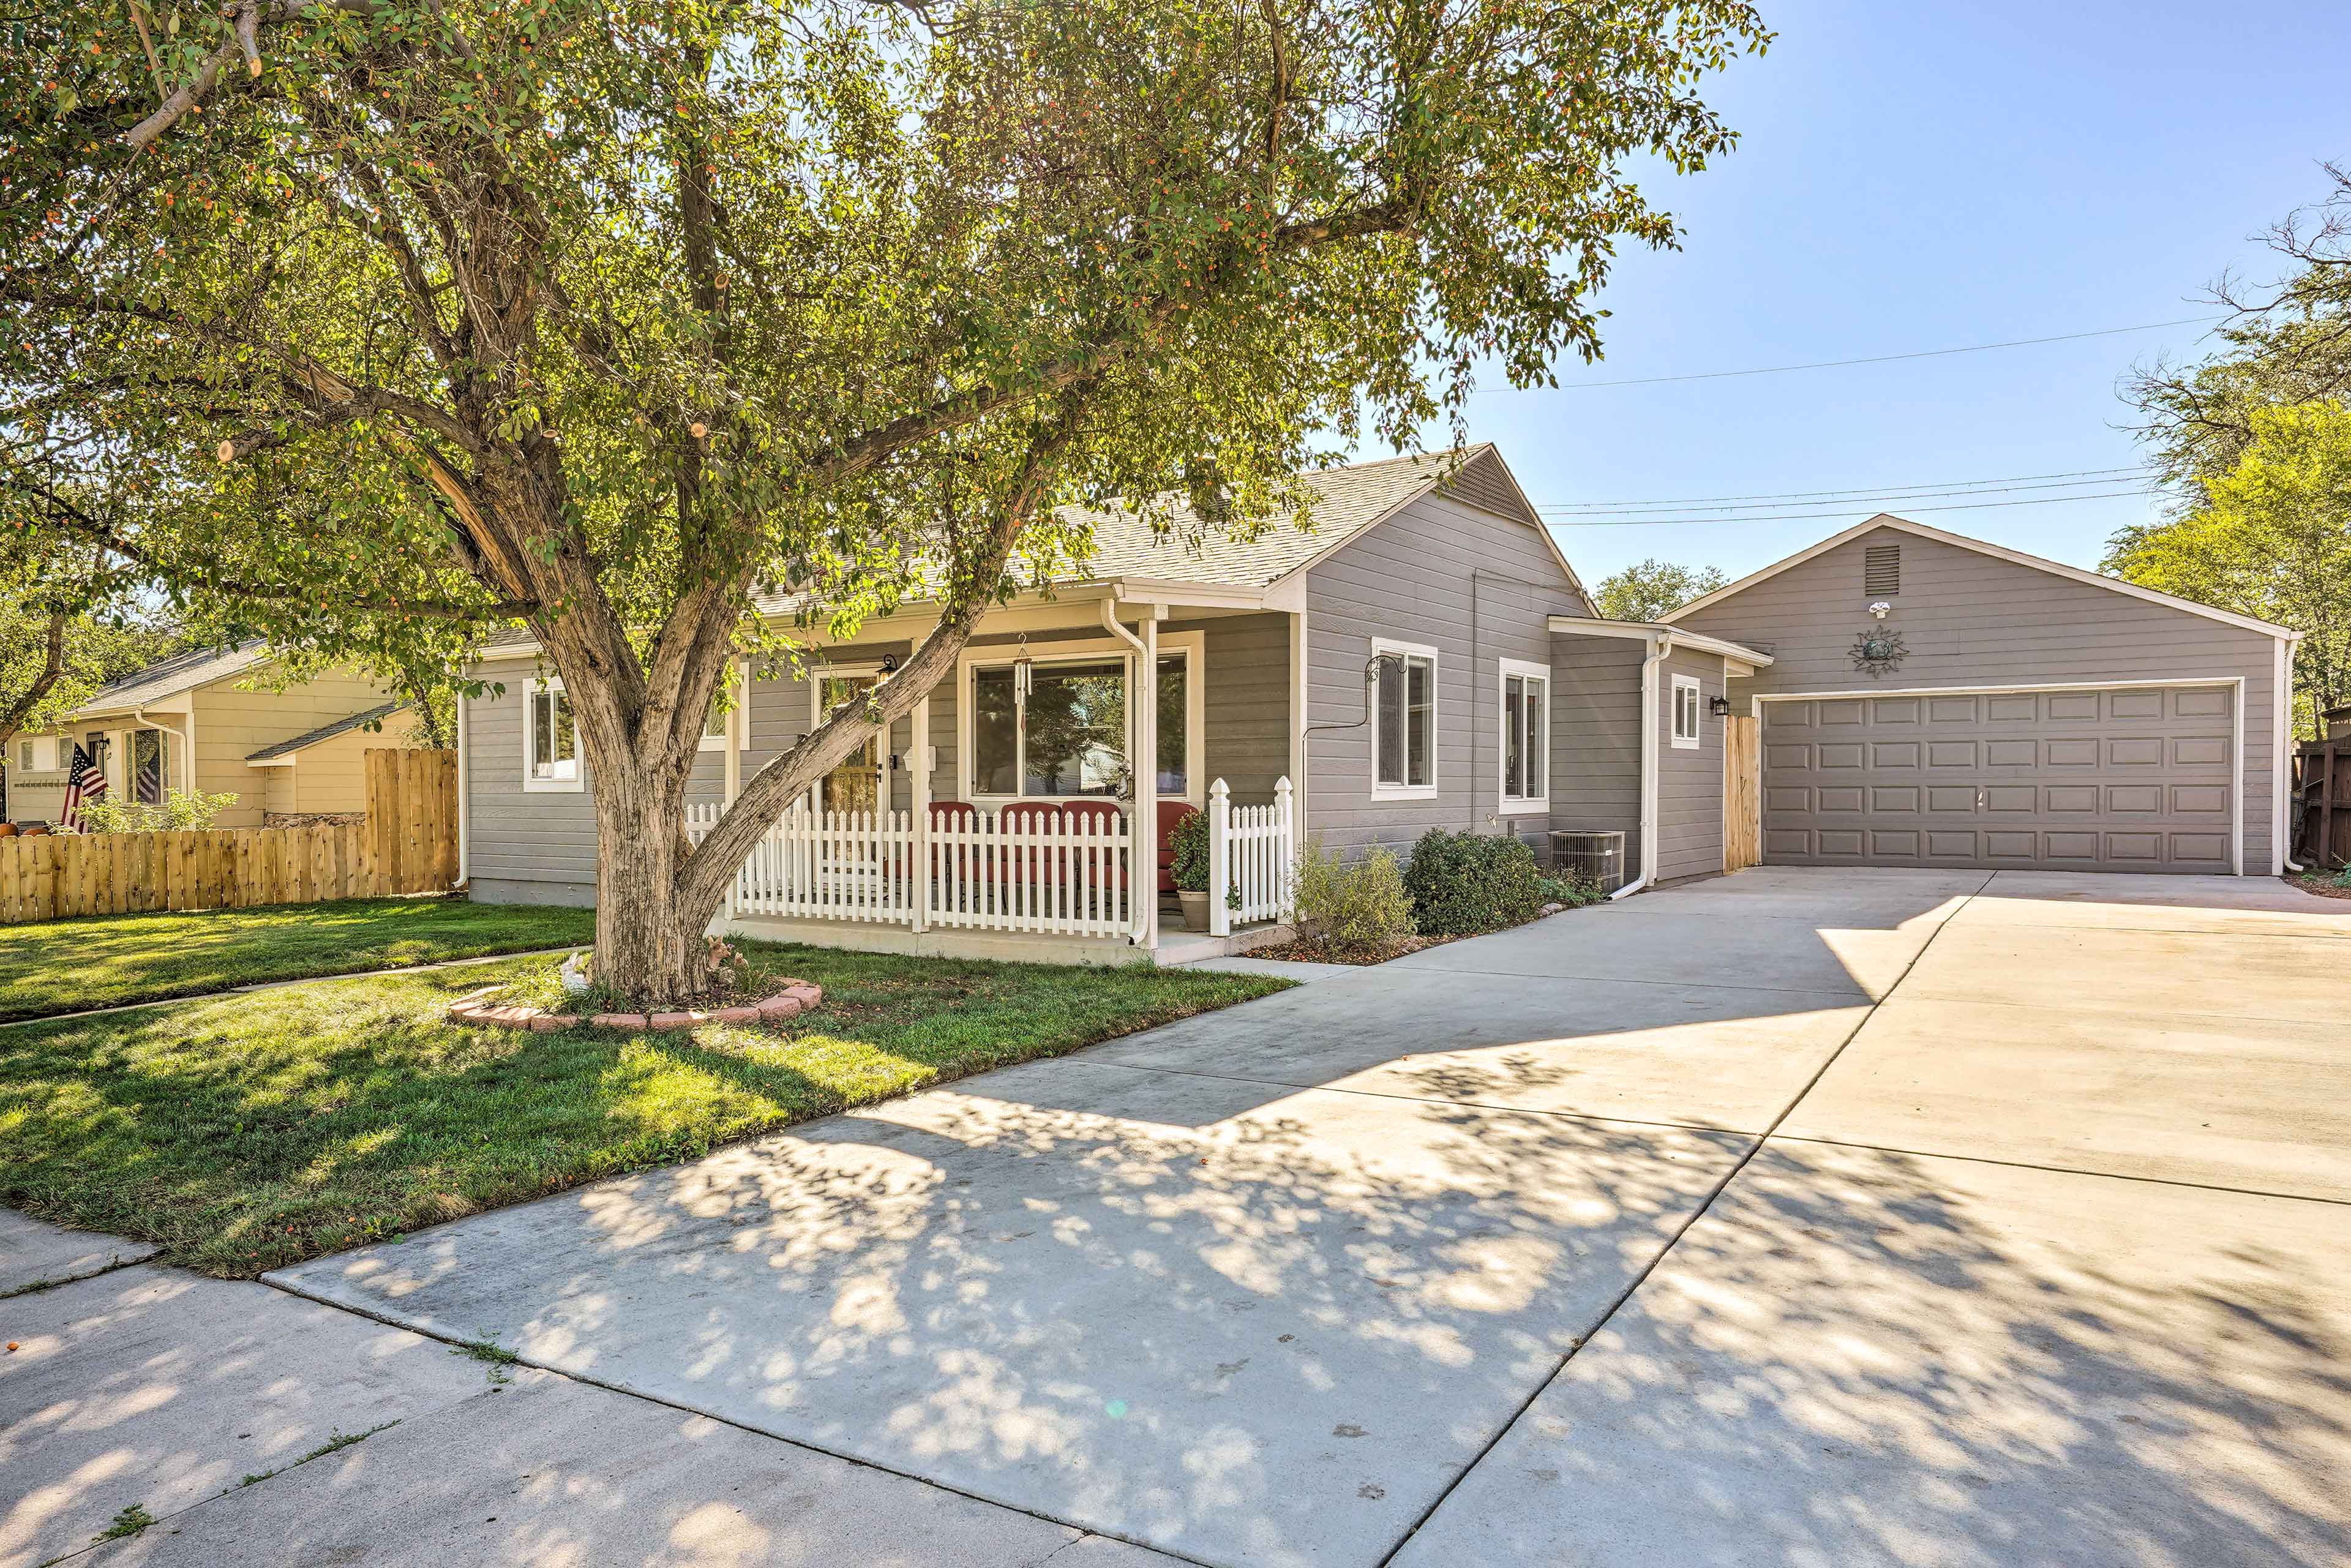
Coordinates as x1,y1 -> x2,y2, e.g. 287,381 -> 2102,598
1291,838 -> 1414,956
1538,872 -> 1607,909
1404,829 -> 1544,936
1168,806 -> 1210,893
75,787 -> 241,833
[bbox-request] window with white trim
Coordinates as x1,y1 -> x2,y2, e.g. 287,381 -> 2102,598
1499,659 -> 1548,809
1371,640 -> 1437,796
15,735 -> 55,773
1671,674 -> 1703,750
525,677 -> 582,790
698,688 -> 730,752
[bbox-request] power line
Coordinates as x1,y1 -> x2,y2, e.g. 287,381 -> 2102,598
1527,317 -> 2221,389
1546,487 -> 2161,527
1542,473 -> 2150,518
1539,465 -> 2146,511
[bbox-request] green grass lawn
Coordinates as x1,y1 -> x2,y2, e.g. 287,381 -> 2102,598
0,941 -> 1289,1278
0,897 -> 600,1022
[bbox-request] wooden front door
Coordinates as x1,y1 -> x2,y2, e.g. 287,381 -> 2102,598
820,675 -> 881,816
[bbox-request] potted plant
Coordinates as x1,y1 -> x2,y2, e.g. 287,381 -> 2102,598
1168,806 -> 1212,931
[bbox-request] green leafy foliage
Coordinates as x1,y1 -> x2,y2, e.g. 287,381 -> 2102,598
1290,836 -> 1414,956
2107,400 -> 2351,738
1592,558 -> 1729,621
1538,872 -> 1608,908
1168,805 -> 1209,892
1404,829 -> 1545,936
73,786 -> 241,833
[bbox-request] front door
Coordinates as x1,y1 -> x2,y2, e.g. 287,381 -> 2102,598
819,675 -> 882,816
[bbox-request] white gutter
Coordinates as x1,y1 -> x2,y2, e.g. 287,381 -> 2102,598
1611,630 -> 1674,901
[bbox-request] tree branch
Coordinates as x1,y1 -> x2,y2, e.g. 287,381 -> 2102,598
0,612 -> 70,754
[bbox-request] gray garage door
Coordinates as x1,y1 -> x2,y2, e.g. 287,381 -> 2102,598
1760,685 -> 2236,872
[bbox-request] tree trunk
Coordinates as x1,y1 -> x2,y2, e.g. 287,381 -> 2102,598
588,749 -> 711,1007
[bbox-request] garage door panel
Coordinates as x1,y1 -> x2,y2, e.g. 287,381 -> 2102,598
1761,683 -> 2236,874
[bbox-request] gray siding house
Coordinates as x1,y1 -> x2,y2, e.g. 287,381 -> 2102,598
1666,516 -> 2299,876
454,445 -> 1769,963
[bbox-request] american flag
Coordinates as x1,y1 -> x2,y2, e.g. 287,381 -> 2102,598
60,742 -> 108,831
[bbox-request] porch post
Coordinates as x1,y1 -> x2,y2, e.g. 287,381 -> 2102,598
1208,778 -> 1231,937
910,692 -> 931,932
722,658 -> 744,806
1136,612 -> 1160,950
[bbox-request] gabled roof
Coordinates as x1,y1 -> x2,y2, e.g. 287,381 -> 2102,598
1660,513 -> 2298,642
78,642 -> 271,713
244,702 -> 408,763
486,444 -> 1582,653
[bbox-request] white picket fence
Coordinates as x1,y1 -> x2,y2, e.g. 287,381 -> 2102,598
688,776 -> 1289,945
1207,777 -> 1295,935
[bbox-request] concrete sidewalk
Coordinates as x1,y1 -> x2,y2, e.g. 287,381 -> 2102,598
1,1266 -> 1174,1568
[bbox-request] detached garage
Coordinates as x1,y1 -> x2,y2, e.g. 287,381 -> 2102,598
1663,516 -> 2299,876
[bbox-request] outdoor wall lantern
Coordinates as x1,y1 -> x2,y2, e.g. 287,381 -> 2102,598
1709,695 -> 1732,718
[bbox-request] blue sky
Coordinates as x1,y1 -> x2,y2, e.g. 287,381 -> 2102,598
1445,0 -> 2349,588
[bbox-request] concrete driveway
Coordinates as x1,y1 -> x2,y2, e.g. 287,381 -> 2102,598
24,868 -> 2342,1566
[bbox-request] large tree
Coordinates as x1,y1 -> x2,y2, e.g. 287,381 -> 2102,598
1592,556 -> 1728,621
6,0 -> 1767,1000
2105,401 -> 2350,741
2129,162 -> 2351,494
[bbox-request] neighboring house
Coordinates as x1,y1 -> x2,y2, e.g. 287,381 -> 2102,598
1664,514 -> 2300,876
6,644 -> 423,830
454,445 -> 1774,962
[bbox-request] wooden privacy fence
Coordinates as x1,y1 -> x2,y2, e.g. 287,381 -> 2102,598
1723,713 -> 1761,874
0,748 -> 456,925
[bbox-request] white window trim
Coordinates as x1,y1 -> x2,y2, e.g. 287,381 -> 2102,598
1370,637 -> 1440,800
696,686 -> 731,752
1497,656 -> 1550,813
522,675 -> 584,792
1671,673 -> 1702,751
951,632 -> 1205,806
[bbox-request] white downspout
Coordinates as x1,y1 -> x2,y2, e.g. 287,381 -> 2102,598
1610,630 -> 1674,901
2279,632 -> 2304,874
454,688 -> 470,888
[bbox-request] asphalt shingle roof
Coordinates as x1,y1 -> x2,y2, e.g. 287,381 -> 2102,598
82,642 -> 270,711
244,701 -> 409,762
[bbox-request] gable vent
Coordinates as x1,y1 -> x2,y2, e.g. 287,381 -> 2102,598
1863,544 -> 1901,597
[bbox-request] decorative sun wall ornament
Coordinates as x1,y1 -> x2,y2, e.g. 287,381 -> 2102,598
1850,624 -> 1908,677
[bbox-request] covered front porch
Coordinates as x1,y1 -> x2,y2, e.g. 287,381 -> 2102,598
691,583 -> 1303,964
